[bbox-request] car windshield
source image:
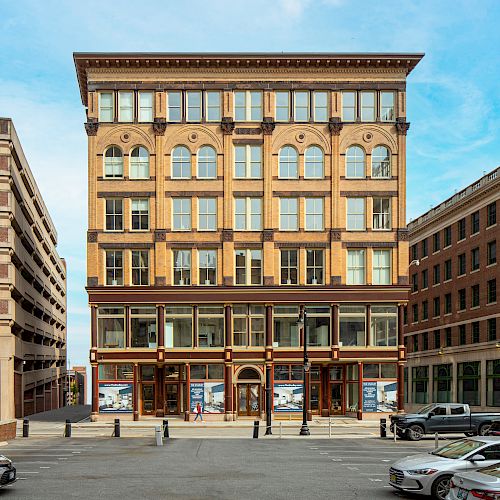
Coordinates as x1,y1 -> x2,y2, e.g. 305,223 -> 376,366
431,439 -> 486,459
416,404 -> 436,414
479,464 -> 500,478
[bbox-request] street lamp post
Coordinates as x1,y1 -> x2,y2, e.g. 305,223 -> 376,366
297,307 -> 310,436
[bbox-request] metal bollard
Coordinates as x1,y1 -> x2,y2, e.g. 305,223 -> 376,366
155,426 -> 163,446
163,420 -> 169,439
380,418 -> 387,438
114,418 -> 120,438
22,419 -> 29,438
435,432 -> 439,450
64,419 -> 71,438
253,420 -> 259,439
329,418 -> 332,438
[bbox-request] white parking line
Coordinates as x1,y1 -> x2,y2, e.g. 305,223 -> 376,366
39,466 -> 50,469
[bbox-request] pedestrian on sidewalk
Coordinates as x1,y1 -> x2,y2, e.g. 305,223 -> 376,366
194,402 -> 203,422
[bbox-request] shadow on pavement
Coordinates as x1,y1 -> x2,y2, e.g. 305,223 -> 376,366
25,405 -> 91,423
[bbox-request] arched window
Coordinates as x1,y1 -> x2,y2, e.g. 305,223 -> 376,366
346,146 -> 365,178
304,146 -> 324,179
372,146 -> 391,178
279,146 -> 298,179
129,146 -> 149,179
197,146 -> 217,179
238,368 -> 260,380
104,146 -> 123,178
172,146 -> 191,179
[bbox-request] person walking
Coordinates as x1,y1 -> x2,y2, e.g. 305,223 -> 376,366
194,402 -> 203,422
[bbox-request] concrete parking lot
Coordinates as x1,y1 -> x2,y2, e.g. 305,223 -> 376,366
0,435 -> 437,499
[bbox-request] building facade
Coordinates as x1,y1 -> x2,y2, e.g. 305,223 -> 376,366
74,52 -> 422,421
0,118 -> 67,419
68,365 -> 87,406
404,167 -> 499,412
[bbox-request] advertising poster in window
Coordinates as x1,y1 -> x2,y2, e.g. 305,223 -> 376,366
98,383 -> 133,413
377,381 -> 397,412
190,382 -> 224,413
362,381 -> 377,412
273,383 -> 303,412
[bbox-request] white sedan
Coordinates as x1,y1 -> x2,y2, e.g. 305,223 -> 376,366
389,437 -> 500,500
447,463 -> 500,499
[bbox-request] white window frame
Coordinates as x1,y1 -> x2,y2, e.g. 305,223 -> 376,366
345,146 -> 365,178
167,91 -> 182,122
373,197 -> 391,230
234,91 -> 262,121
98,92 -> 114,122
118,91 -> 134,122
313,91 -> 328,122
305,198 -> 324,231
234,197 -> 262,231
234,145 -> 262,179
346,198 -> 365,231
138,91 -> 154,122
171,146 -> 192,179
235,249 -> 262,285
104,146 -> 123,178
173,250 -> 191,285
198,249 -> 217,286
341,91 -> 356,122
105,199 -> 123,232
304,146 -> 324,179
280,249 -> 299,285
294,90 -> 310,121
205,91 -> 221,122
198,197 -> 217,231
275,91 -> 290,121
372,249 -> 391,285
347,249 -> 366,285
129,146 -> 150,179
196,146 -> 217,179
172,198 -> 192,231
105,250 -> 123,286
279,198 -> 299,231
131,198 -> 149,231
278,146 -> 299,179
360,91 -> 376,122
306,249 -> 324,285
186,91 -> 202,122
131,250 -> 149,286
371,146 -> 391,178
380,91 -> 395,122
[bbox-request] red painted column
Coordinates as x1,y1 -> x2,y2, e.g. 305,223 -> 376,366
225,305 -> 232,347
185,363 -> 191,421
133,364 -> 139,421
265,305 -> 273,347
91,364 -> 98,421
357,362 -> 363,421
193,306 -> 198,348
397,362 -> 405,412
225,364 -> 233,420
158,305 -> 165,347
332,304 -> 339,347
91,305 -> 97,348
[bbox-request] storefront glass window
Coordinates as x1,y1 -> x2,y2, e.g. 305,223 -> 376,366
412,366 -> 429,404
339,306 -> 366,347
130,307 -> 157,348
208,364 -> 224,380
433,364 -> 452,403
99,364 -> 116,380
97,307 -> 125,348
274,364 -> 303,381
347,383 -> 359,412
198,306 -> 224,347
191,365 -> 207,379
273,305 -> 300,347
370,305 -> 397,346
329,367 -> 343,380
165,366 -> 180,380
380,364 -> 397,378
306,305 -> 330,346
487,360 -> 500,406
363,364 -> 379,379
233,305 -> 265,347
141,366 -> 155,381
346,365 -> 359,381
165,306 -> 193,348
458,362 -> 480,406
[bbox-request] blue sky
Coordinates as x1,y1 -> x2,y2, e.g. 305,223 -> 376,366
0,0 -> 499,384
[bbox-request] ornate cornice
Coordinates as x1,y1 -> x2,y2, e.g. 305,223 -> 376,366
152,118 -> 167,136
261,117 -> 276,135
328,117 -> 343,135
84,120 -> 99,136
220,117 -> 235,135
395,117 -> 410,135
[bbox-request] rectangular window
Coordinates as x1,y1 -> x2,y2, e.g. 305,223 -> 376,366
305,198 -> 324,231
294,90 -> 310,121
444,293 -> 452,314
412,273 -> 418,292
234,145 -> 262,178
279,198 -> 298,231
307,305 -> 331,347
421,238 -> 428,257
487,240 -> 497,265
105,250 -> 123,286
487,360 -> 500,407
105,199 -> 123,231
412,366 -> 428,404
433,296 -> 440,317
433,264 -> 440,285
433,232 -> 440,252
411,244 -> 418,261
488,318 -> 497,341
458,288 -> 466,310
138,91 -> 154,122
98,92 -> 114,122
118,91 -> 134,122
131,199 -> 149,231
275,91 -> 290,121
422,332 -> 428,351
459,324 -> 467,344
97,307 -> 125,348
380,91 -> 395,122
471,247 -> 480,271
306,250 -> 324,285
471,284 -> 480,307
360,91 -> 376,121
444,225 -> 452,247
434,330 -> 441,349
487,279 -> 497,304
458,218 -> 466,240
472,322 -> 480,343
280,249 -> 298,285
172,198 -> 191,231
234,197 -> 262,231
168,91 -> 182,122
434,364 -> 452,403
458,361 -> 480,406
471,211 -> 480,234
131,250 -> 149,285
234,91 -> 262,121
445,327 -> 452,347
458,253 -> 466,275
165,306 -> 193,348
444,259 -> 452,280
273,305 -> 300,347
98,364 -> 133,380
412,303 -> 418,323
198,306 -> 224,348
205,91 -> 221,122
198,250 -> 217,286
198,198 -> 217,231
372,249 -> 391,285
487,202 -> 497,227
339,305 -> 366,346
130,306 -> 156,347
347,249 -> 365,285
342,91 -> 356,121
186,91 -> 202,122
173,250 -> 191,285
373,197 -> 391,230
313,91 -> 328,122
422,269 -> 428,289
235,249 -> 262,285
346,198 -> 365,230
422,300 -> 428,320
233,305 -> 265,347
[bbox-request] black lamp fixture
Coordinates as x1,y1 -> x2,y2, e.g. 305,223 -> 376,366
297,307 -> 310,436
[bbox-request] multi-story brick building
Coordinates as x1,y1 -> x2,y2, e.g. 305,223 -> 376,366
404,167 -> 499,412
0,118 -> 67,419
74,52 -> 422,421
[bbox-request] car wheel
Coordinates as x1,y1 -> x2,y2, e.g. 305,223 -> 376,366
478,423 -> 492,436
407,424 -> 424,441
431,474 -> 452,500
464,432 -> 476,437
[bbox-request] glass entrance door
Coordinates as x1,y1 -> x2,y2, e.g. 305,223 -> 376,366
165,384 -> 179,414
330,384 -> 343,415
142,384 -> 155,415
238,384 -> 260,416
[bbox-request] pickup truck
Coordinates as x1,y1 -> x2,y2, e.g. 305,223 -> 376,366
390,403 -> 500,441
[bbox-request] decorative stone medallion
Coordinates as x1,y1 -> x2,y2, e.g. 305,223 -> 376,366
188,132 -> 198,143
363,132 -> 373,143
296,132 -> 306,143
121,132 -> 131,143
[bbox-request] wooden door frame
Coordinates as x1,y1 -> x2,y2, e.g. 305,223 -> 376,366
141,383 -> 156,415
237,383 -> 261,416
164,382 -> 181,415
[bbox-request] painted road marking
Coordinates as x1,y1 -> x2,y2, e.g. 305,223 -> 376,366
39,466 -> 50,469
17,472 -> 39,474
347,466 -> 359,471
331,458 -> 342,462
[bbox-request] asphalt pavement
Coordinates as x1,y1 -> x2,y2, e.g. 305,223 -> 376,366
0,436 -> 436,499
